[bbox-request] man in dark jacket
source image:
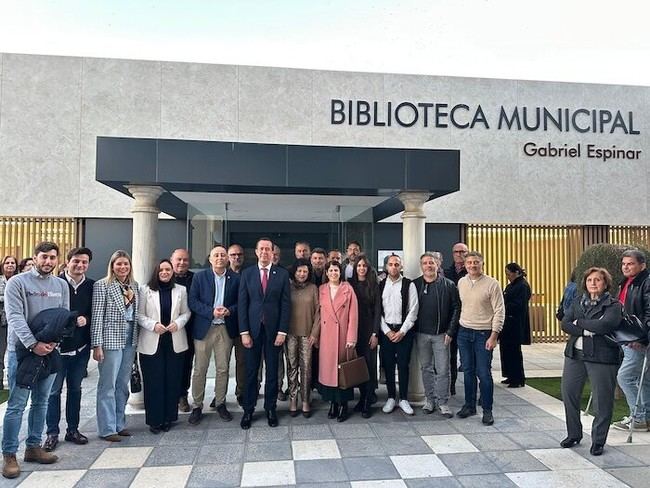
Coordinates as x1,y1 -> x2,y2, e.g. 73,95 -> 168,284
613,250 -> 650,431
414,253 -> 460,418
171,248 -> 194,413
444,242 -> 468,395
44,247 -> 94,452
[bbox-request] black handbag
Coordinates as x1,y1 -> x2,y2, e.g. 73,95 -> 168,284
608,312 -> 649,345
130,355 -> 142,393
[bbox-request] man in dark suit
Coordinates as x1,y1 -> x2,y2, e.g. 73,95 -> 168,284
188,245 -> 240,425
239,237 -> 291,429
171,248 -> 194,413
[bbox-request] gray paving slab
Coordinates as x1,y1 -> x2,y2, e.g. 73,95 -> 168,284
75,468 -> 139,488
144,445 -> 200,466
186,464 -> 243,487
463,432 -> 520,451
482,450 -> 550,472
342,455 -> 401,481
572,444 -> 645,468
411,420 -> 458,435
158,428 -> 207,446
337,437 -> 385,457
606,467 -> 650,488
331,423 -> 376,439
437,452 -> 502,476
290,423 -> 333,440
294,459 -> 349,483
296,483 -> 351,488
612,444 -> 650,464
245,440 -> 292,461
406,478 -> 463,488
248,425 -> 290,442
377,435 -> 433,455
195,443 -> 245,465
205,426 -> 248,444
457,473 -> 519,487
371,422 -> 418,438
505,431 -> 563,449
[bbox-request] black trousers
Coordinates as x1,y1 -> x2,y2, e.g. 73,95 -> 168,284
356,342 -> 378,402
244,325 -> 281,413
179,327 -> 194,399
500,340 -> 525,384
449,336 -> 458,392
140,333 -> 184,427
380,331 -> 414,400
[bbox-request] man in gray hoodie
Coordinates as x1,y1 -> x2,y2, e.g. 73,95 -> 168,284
2,241 -> 69,479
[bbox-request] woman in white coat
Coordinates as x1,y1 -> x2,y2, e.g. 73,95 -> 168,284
138,259 -> 191,433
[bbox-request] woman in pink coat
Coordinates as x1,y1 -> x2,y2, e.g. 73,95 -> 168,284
318,260 -> 358,422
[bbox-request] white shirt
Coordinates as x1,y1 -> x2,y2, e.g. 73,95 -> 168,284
65,272 -> 86,292
380,276 -> 419,335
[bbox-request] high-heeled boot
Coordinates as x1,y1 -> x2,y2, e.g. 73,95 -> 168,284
328,402 -> 338,419
337,402 -> 349,422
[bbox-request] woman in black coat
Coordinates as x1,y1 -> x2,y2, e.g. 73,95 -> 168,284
348,255 -> 381,418
560,267 -> 622,456
500,262 -> 532,388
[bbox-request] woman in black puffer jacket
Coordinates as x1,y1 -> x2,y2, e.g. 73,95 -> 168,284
560,267 -> 622,457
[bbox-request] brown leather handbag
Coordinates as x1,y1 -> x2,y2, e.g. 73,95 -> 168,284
338,348 -> 369,389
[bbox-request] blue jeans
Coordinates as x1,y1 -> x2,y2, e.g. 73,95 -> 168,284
2,350 -> 57,454
457,326 -> 494,411
616,345 -> 650,422
96,345 -> 135,437
46,346 -> 91,435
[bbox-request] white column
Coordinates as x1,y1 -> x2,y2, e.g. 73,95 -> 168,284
126,185 -> 164,408
398,191 -> 429,403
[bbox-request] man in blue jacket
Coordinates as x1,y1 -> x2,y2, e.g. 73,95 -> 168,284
188,245 -> 240,425
239,237 -> 291,429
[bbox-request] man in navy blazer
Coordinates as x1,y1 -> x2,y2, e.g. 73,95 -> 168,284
239,237 -> 291,429
188,245 -> 240,425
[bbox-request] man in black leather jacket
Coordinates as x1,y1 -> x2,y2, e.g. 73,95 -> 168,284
613,250 -> 650,432
414,252 -> 460,417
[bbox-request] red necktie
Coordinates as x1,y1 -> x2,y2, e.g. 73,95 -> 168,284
261,267 -> 269,294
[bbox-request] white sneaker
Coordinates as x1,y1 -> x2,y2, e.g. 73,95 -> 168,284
422,399 -> 434,414
382,398 -> 396,414
438,404 -> 453,418
399,399 -> 414,415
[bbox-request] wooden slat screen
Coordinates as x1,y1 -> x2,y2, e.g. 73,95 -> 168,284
609,226 -> 650,249
0,217 -> 79,266
465,224 -> 584,343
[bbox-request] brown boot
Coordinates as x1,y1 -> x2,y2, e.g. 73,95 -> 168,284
24,446 -> 58,464
2,454 -> 20,479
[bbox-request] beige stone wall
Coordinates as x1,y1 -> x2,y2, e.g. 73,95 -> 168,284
0,52 -> 648,224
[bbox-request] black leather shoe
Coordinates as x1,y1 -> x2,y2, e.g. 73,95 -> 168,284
216,404 -> 233,422
560,437 -> 581,448
500,378 -> 511,384
266,409 -> 278,427
361,400 -> 372,419
162,422 -> 172,432
590,443 -> 604,456
43,435 -> 58,452
327,402 -> 338,419
456,406 -> 477,418
337,403 -> 349,423
302,409 -> 312,418
289,409 -> 299,417
507,382 -> 525,388
188,407 -> 203,425
482,410 -> 494,425
64,430 -> 88,445
149,425 -> 162,434
209,397 -> 216,409
240,412 -> 253,430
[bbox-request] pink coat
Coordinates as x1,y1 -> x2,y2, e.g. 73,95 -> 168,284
318,282 -> 359,387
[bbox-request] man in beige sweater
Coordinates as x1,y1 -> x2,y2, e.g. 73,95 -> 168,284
455,252 -> 505,426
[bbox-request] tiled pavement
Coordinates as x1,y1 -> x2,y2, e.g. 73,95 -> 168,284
0,344 -> 649,487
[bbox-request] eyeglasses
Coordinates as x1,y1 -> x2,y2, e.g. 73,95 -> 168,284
229,253 -> 243,257
453,250 -> 467,254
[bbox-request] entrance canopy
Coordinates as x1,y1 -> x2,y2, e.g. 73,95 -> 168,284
96,137 -> 460,221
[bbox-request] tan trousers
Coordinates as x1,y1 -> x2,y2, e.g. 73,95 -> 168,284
192,325 -> 233,408
285,335 -> 312,403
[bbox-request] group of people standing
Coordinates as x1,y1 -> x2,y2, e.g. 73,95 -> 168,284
1,237 -> 536,479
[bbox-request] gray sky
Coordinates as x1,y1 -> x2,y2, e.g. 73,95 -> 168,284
1,0 -> 648,86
